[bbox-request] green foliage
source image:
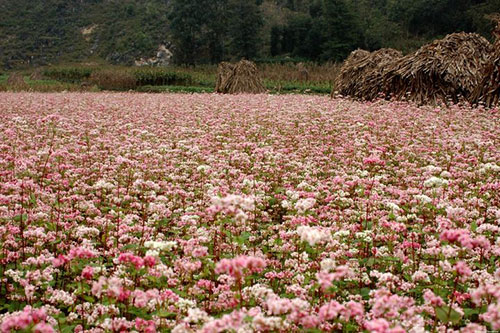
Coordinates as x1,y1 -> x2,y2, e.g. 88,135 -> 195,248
169,0 -> 212,65
0,0 -> 169,68
169,0 -> 263,64
320,0 -> 363,61
226,0 -> 263,59
42,67 -> 93,83
435,306 -> 463,324
1,0 -> 499,68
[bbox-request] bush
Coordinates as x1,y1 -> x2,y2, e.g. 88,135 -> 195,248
42,66 -> 93,83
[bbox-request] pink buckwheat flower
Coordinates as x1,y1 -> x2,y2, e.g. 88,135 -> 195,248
215,255 -> 266,279
81,266 -> 94,280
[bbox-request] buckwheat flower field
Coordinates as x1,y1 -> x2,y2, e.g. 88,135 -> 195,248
0,92 -> 499,333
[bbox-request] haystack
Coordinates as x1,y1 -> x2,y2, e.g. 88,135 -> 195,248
7,72 -> 26,87
215,62 -> 235,93
471,49 -> 500,107
470,15 -> 500,107
215,60 -> 266,94
29,69 -> 43,81
336,49 -> 371,97
354,49 -> 403,101
335,48 -> 402,100
383,32 -> 494,104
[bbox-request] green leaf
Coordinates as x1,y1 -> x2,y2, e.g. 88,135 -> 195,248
155,310 -> 176,319
470,221 -> 477,232
121,244 -> 138,251
366,257 -> 375,267
82,295 -> 95,303
359,287 -> 371,299
463,308 -> 479,318
236,232 -> 251,245
435,306 -> 462,324
13,214 -> 28,222
61,325 -> 78,333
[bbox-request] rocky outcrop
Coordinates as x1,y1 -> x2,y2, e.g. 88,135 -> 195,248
135,44 -> 173,67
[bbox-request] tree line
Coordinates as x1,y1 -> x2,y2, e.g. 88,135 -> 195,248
171,0 -> 500,64
0,0 -> 498,68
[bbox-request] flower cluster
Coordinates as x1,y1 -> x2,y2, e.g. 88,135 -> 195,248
0,92 -> 498,331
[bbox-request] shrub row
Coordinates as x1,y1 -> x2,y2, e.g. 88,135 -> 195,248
42,66 -> 195,89
42,67 -> 93,83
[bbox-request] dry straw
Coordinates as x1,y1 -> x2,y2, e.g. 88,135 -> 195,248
215,62 -> 235,93
336,32 -> 495,105
336,48 -> 402,100
30,69 -> 43,81
7,72 -> 27,87
470,16 -> 500,107
296,62 -> 309,81
215,60 -> 266,94
336,49 -> 371,98
383,32 -> 493,105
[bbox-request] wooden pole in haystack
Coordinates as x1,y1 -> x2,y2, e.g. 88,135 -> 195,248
215,60 -> 266,94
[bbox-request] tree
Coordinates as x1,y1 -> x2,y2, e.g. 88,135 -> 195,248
205,0 -> 229,63
270,25 -> 282,56
169,0 -> 209,65
282,13 -> 313,58
227,0 -> 263,60
320,0 -> 362,61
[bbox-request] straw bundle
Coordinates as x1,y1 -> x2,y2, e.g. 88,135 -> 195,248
470,49 -> 500,107
29,69 -> 43,81
216,60 -> 266,94
470,15 -> 500,107
7,72 -> 26,87
215,62 -> 235,93
354,49 -> 403,100
383,32 -> 494,105
336,49 -> 371,97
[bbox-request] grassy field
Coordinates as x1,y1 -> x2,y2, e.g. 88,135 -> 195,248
0,63 -> 339,94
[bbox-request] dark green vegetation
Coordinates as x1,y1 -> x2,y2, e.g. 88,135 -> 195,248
1,0 -> 499,69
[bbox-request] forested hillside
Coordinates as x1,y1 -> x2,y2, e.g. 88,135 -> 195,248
0,0 -> 498,68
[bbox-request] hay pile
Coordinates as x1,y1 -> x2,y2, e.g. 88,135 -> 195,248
336,49 -> 371,97
470,16 -> 500,107
215,60 -> 266,94
383,32 -> 494,104
354,49 -> 403,101
470,49 -> 500,107
7,72 -> 27,87
30,69 -> 43,81
215,62 -> 235,93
